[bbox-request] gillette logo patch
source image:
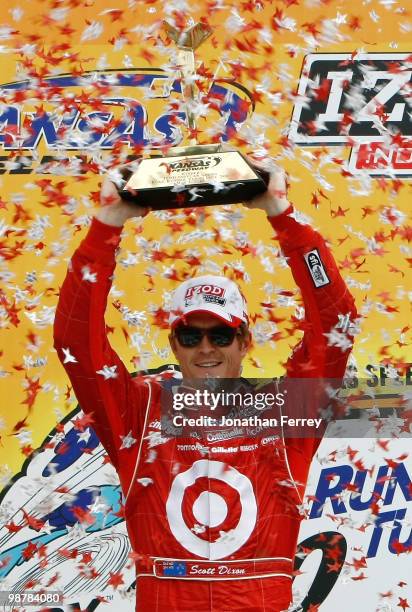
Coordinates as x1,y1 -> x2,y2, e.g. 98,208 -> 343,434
304,250 -> 330,288
185,284 -> 226,306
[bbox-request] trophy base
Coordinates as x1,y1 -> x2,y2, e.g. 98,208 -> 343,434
119,146 -> 269,210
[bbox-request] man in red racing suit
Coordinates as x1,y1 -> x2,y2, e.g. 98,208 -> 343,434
54,169 -> 357,612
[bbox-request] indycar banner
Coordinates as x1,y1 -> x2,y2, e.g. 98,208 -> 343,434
289,53 -> 412,175
0,1 -> 411,611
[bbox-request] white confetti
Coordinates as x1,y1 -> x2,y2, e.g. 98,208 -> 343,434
81,20 -> 104,42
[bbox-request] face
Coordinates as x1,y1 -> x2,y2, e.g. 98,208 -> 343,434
169,313 -> 250,379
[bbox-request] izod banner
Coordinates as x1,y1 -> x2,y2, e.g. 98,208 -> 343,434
0,1 -> 410,611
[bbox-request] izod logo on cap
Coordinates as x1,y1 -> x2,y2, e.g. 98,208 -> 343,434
184,284 -> 227,307
185,284 -> 225,299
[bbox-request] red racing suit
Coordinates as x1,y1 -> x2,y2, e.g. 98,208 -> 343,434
54,206 -> 357,612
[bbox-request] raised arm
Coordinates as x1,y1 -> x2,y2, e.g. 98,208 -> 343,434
247,165 -> 357,496
247,166 -> 357,379
53,179 -> 150,491
269,206 -> 357,380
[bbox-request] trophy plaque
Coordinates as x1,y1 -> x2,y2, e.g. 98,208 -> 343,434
119,22 -> 269,210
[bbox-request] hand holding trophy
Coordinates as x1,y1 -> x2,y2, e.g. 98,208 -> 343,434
119,21 -> 269,210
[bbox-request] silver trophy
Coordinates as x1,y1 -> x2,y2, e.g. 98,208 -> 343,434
120,21 -> 268,209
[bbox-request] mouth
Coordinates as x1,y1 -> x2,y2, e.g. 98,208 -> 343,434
194,361 -> 223,369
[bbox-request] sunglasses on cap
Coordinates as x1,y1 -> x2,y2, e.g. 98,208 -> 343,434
174,325 -> 241,348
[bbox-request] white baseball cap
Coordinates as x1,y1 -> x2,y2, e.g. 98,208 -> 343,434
169,275 -> 249,328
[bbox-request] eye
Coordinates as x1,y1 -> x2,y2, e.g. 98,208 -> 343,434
175,327 -> 202,347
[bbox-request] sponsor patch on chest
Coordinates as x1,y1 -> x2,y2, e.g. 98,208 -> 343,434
304,249 -> 330,288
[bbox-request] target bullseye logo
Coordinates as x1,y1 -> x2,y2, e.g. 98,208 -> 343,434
193,491 -> 228,527
166,460 -> 257,559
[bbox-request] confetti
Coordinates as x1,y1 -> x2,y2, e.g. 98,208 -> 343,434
0,2 -> 410,610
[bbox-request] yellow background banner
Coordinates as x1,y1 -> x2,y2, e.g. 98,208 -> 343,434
0,0 -> 410,480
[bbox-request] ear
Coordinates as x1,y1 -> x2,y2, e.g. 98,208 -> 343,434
239,331 -> 252,358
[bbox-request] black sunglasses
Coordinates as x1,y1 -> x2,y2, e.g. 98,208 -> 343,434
174,325 -> 240,348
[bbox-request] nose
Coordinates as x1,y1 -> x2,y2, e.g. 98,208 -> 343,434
197,333 -> 216,352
